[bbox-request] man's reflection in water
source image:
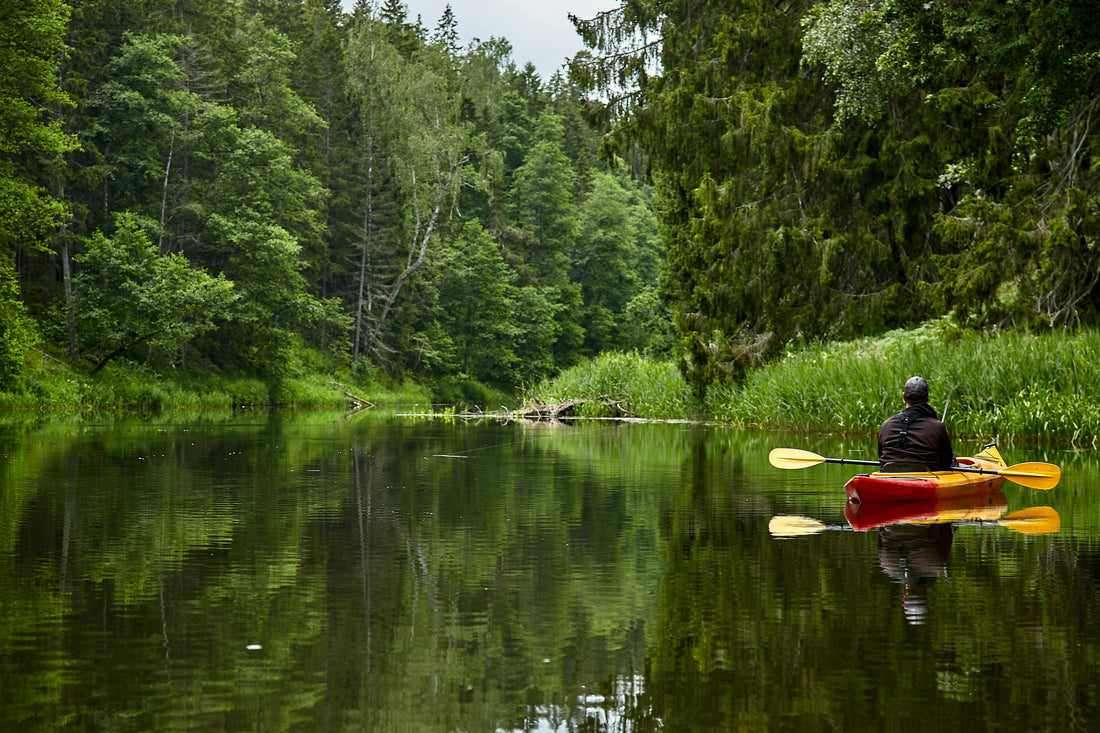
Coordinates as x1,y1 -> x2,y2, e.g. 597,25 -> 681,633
876,522 -> 955,625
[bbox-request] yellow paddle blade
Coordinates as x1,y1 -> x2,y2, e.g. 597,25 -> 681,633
997,506 -> 1061,535
1000,462 -> 1061,490
768,515 -> 828,537
768,448 -> 826,469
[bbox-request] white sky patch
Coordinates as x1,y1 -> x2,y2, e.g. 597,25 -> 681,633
345,1 -> 621,77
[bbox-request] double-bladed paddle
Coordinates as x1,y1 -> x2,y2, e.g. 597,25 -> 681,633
768,505 -> 1061,538
768,447 -> 1061,490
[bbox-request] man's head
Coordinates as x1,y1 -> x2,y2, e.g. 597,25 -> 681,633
903,376 -> 929,404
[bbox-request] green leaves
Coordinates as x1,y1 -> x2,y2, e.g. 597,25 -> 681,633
233,15 -> 326,145
0,0 -> 669,393
0,0 -> 76,251
801,0 -> 910,123
569,0 -> 1100,398
73,214 -> 236,374
87,33 -> 197,217
0,0 -> 73,154
433,222 -> 519,382
0,260 -> 36,391
573,172 -> 654,354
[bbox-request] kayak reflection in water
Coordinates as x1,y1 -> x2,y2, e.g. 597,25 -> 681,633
846,493 -> 1001,625
876,522 -> 955,625
843,494 -> 1061,625
770,497 -> 1060,625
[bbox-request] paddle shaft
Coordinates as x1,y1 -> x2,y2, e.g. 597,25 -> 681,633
820,456 -> 879,467
769,448 -> 1060,489
805,454 -> 1021,477
821,455 -> 1017,477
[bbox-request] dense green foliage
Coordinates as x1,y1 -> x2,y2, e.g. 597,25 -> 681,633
572,0 -> 1100,395
2,0 -> 664,399
0,263 -> 36,390
71,213 -> 236,375
7,1 -> 1100,411
0,0 -> 74,255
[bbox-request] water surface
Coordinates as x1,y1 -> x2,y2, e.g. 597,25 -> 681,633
1,412 -> 1096,731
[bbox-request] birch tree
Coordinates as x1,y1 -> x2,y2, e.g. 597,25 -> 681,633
345,15 -> 471,370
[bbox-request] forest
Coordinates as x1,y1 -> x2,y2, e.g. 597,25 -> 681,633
571,0 -> 1100,395
3,0 -> 1100,405
2,0 -> 668,402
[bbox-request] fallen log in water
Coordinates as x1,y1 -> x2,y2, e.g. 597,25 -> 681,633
330,381 -> 374,409
510,398 -> 586,419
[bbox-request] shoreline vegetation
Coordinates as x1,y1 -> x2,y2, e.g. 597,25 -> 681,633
528,320 -> 1100,447
0,346 -> 432,416
4,319 -> 1099,446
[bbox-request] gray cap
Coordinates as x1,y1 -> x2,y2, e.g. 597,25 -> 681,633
903,376 -> 929,400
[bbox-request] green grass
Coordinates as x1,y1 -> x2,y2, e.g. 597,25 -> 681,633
710,319 -> 1100,444
1,349 -> 431,415
532,350 -> 696,419
12,322 -> 1100,445
530,320 -> 1100,445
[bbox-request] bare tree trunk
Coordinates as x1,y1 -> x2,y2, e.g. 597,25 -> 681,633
57,182 -> 76,354
158,131 -> 175,254
50,74 -> 76,354
352,238 -> 368,370
353,136 -> 374,373
359,158 -> 464,365
375,160 -> 461,328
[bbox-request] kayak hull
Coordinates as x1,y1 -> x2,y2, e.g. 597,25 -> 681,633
844,444 -> 1008,503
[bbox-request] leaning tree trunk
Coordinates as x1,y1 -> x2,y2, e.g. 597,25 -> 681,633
352,135 -> 376,374
363,159 -> 464,362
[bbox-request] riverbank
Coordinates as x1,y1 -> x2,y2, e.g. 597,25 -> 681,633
8,321 -> 1100,446
531,320 -> 1100,445
0,347 -> 431,414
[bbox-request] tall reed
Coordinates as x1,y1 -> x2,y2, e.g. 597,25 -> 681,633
711,322 -> 1100,445
533,322 -> 1100,444
533,350 -> 696,419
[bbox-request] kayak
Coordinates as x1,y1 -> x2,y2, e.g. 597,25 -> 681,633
844,443 -> 1007,503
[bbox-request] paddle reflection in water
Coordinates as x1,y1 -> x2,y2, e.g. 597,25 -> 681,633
771,493 -> 1061,624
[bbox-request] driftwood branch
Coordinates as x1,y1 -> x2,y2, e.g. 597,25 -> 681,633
510,398 -> 588,420
330,381 -> 375,409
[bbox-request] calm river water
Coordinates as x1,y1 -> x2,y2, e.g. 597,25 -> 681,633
1,411 -> 1097,731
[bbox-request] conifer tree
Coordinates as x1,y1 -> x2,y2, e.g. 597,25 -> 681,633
434,4 -> 459,56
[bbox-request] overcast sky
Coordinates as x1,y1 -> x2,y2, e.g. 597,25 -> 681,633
350,1 -> 621,76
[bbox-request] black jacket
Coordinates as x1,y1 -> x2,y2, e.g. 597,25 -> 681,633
878,402 -> 955,471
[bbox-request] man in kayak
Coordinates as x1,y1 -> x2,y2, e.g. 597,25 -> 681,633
878,376 -> 956,470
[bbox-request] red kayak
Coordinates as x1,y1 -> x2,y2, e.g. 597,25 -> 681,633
844,444 -> 1007,503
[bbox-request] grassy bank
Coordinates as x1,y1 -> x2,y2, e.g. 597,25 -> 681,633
534,321 -> 1100,445
1,348 -> 431,414
11,322 -> 1100,446
531,350 -> 697,420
